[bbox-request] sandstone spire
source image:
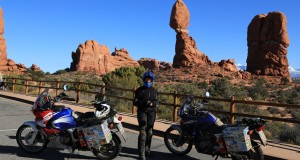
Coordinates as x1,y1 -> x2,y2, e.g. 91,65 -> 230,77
170,0 -> 212,68
247,11 -> 290,77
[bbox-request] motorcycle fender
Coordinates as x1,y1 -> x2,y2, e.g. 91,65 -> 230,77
22,121 -> 39,145
251,130 -> 267,146
168,124 -> 183,132
110,126 -> 126,142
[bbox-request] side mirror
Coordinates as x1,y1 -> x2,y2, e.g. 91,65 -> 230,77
63,84 -> 69,91
205,92 -> 210,97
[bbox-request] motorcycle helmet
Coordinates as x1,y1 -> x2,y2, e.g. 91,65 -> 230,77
94,101 -> 110,119
142,71 -> 154,88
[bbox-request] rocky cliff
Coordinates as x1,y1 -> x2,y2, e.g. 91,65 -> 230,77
247,11 -> 290,77
70,40 -> 139,74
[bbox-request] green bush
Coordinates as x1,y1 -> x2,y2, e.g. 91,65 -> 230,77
248,78 -> 269,100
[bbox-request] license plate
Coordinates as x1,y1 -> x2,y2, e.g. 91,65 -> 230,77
117,123 -> 126,140
257,131 -> 267,145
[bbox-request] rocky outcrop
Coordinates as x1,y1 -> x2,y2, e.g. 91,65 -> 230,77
0,7 -> 27,73
0,7 -> 7,64
70,40 -> 139,74
170,0 -> 212,68
247,11 -> 290,77
111,48 -> 139,69
219,59 -> 238,72
30,64 -> 41,72
138,58 -> 172,70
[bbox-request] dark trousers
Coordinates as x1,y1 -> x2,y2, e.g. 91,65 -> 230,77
137,110 -> 156,157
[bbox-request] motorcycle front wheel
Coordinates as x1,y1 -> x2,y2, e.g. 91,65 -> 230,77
232,140 -> 264,160
164,127 -> 193,156
16,125 -> 48,154
92,134 -> 122,160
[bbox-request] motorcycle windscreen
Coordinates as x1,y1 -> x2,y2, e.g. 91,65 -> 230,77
51,108 -> 76,130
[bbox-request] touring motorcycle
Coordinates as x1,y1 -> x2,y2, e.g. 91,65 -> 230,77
164,92 -> 267,160
16,85 -> 126,160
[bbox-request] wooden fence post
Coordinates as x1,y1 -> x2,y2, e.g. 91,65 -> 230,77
25,79 -> 28,95
12,78 -> 15,93
76,81 -> 81,103
38,80 -> 42,95
173,91 -> 179,122
230,96 -> 235,124
56,80 -> 60,96
132,86 -> 137,114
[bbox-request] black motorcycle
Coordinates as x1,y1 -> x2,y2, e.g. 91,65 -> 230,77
164,92 -> 267,160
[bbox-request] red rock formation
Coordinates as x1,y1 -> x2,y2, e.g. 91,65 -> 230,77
172,29 -> 212,68
30,64 -> 41,72
111,48 -> 139,69
247,11 -> 290,77
0,7 -> 27,73
138,58 -> 172,70
219,59 -> 238,72
0,7 -> 7,63
170,0 -> 190,31
170,0 -> 212,68
70,40 -> 139,74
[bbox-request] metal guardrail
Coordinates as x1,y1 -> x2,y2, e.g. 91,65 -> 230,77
3,77 -> 300,124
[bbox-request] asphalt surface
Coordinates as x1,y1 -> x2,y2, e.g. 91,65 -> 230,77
0,97 -> 227,160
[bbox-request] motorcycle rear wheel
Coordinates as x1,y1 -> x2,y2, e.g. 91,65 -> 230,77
16,125 -> 48,154
92,134 -> 122,160
164,127 -> 193,156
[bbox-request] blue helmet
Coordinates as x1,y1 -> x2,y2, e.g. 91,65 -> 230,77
142,71 -> 154,88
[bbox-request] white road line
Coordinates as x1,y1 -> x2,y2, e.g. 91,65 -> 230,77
0,129 -> 17,132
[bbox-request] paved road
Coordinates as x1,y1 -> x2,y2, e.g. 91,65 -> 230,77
0,97 -> 227,160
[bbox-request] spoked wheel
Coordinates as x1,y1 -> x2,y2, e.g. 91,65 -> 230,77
164,127 -> 193,156
92,135 -> 122,160
232,141 -> 264,160
16,125 -> 48,154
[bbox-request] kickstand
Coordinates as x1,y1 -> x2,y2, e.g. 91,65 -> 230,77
214,155 -> 219,160
67,148 -> 75,160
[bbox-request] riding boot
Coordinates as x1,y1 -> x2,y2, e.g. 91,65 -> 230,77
138,130 -> 146,160
145,128 -> 153,156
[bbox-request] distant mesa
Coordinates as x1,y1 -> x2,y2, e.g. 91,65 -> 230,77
247,11 -> 290,77
70,40 -> 139,74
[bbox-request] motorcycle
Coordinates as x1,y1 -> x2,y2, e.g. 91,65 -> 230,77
16,85 -> 126,160
164,92 -> 267,160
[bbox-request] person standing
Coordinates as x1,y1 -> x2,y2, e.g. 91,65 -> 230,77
134,71 -> 158,160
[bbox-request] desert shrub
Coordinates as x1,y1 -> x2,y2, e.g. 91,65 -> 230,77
267,107 -> 281,114
278,124 -> 300,145
248,78 -> 268,100
26,69 -> 45,81
209,78 -> 247,99
53,68 -> 70,75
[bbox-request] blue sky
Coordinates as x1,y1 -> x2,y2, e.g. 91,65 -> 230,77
1,0 -> 300,73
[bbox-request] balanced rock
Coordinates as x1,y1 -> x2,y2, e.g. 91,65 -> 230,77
30,64 -> 41,72
170,0 -> 190,31
173,31 -> 212,68
247,11 -> 290,77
